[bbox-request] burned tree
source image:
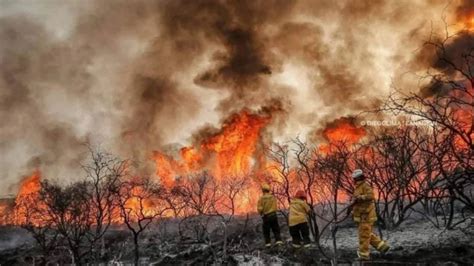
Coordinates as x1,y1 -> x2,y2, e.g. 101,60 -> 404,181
216,174 -> 250,224
111,177 -> 166,266
383,29 -> 474,222
38,180 -> 94,265
15,192 -> 59,264
213,175 -> 250,261
12,148 -> 130,264
291,138 -> 322,251
266,142 -> 297,221
354,127 -> 431,229
81,146 -> 128,259
172,172 -> 220,242
313,141 -> 353,264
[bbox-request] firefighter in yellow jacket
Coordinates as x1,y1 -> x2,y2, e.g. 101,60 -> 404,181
257,184 -> 282,247
288,190 -> 311,248
351,169 -> 390,260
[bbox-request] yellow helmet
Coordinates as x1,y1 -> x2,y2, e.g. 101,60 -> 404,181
261,183 -> 270,192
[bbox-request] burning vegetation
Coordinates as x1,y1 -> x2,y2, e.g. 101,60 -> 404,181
153,109 -> 271,189
318,117 -> 366,154
0,0 -> 473,265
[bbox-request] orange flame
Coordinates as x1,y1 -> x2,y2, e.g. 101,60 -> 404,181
12,171 -> 42,225
319,117 -> 366,153
154,110 -> 270,186
459,13 -> 474,30
201,110 -> 270,178
16,171 -> 41,199
123,186 -> 157,218
453,108 -> 474,148
152,110 -> 271,213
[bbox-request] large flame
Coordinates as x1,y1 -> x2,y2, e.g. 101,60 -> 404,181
152,110 -> 271,213
15,171 -> 41,199
319,117 -> 366,153
201,110 -> 271,178
154,110 -> 270,186
3,103 -> 469,224
13,171 -> 42,225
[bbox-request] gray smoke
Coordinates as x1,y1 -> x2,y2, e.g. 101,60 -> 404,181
0,0 -> 460,194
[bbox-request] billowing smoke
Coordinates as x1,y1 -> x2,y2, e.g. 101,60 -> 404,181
414,0 -> 474,97
0,0 -> 465,194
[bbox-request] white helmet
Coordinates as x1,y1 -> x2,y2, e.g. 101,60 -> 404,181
352,169 -> 364,179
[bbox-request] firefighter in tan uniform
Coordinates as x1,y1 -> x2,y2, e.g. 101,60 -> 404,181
257,184 -> 282,247
351,169 -> 390,260
288,190 -> 311,248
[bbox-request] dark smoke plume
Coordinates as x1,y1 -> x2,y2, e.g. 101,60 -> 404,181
0,0 -> 459,194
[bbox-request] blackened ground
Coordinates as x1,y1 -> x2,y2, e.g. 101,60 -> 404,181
0,214 -> 473,265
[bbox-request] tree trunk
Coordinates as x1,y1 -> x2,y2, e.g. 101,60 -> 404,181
447,191 -> 455,229
222,222 -> 227,261
133,234 -> 140,266
331,224 -> 338,266
71,248 -> 80,266
332,188 -> 338,265
101,236 -> 105,257
308,211 -> 319,242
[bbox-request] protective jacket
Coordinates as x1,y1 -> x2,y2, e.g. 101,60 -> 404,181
289,198 -> 310,226
352,180 -> 377,223
257,193 -> 278,215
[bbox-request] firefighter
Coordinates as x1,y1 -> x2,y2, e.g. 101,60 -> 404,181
257,183 -> 283,247
288,190 -> 311,248
351,169 -> 390,260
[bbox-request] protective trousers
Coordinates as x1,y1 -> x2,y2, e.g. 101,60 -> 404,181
358,222 -> 383,258
262,212 -> 281,244
289,222 -> 310,246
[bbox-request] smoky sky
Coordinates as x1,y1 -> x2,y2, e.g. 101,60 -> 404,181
0,0 -> 467,194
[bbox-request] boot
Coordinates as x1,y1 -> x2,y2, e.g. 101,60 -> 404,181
376,241 -> 390,254
357,250 -> 370,260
